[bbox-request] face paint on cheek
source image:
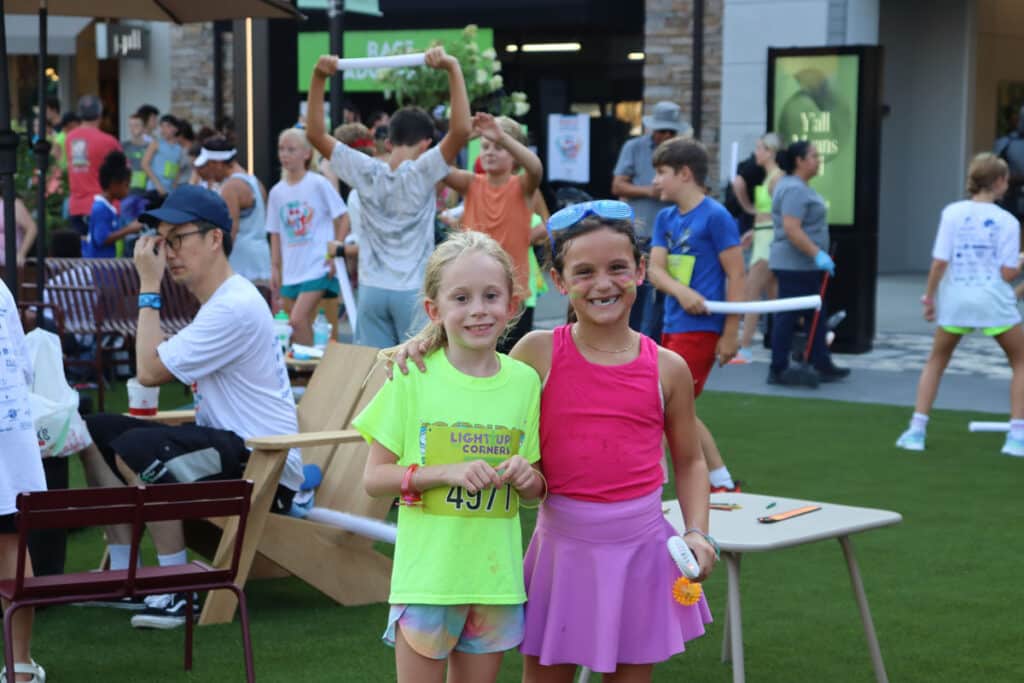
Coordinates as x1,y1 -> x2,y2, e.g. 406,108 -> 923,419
568,291 -> 583,300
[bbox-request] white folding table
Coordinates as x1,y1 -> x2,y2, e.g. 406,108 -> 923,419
663,493 -> 902,683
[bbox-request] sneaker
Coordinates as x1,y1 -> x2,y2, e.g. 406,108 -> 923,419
896,429 -> 925,452
1001,435 -> 1024,457
767,367 -> 819,388
130,592 -> 199,630
75,595 -> 146,610
710,480 -> 742,494
729,347 -> 753,365
816,364 -> 851,382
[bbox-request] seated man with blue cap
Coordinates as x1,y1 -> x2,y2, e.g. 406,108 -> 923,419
77,185 -> 304,630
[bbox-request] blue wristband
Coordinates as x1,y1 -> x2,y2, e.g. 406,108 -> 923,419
138,292 -> 162,310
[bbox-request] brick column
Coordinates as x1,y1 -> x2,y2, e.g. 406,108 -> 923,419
645,0 -> 723,183
169,23 -> 233,128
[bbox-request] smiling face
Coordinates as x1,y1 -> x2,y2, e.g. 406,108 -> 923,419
479,137 -> 516,176
425,250 -> 517,354
553,226 -> 644,326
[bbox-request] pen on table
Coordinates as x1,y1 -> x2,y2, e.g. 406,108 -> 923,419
765,502 -> 776,509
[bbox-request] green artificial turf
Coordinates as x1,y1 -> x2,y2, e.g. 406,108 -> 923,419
30,387 -> 1024,681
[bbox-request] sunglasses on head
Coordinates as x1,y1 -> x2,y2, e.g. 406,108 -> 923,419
546,200 -> 635,246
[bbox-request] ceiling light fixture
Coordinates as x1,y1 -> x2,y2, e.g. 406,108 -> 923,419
520,42 -> 582,53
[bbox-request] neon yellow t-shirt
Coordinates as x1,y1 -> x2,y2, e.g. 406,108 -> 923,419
352,349 -> 541,605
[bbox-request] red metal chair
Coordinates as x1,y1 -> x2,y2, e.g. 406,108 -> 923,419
0,480 -> 255,682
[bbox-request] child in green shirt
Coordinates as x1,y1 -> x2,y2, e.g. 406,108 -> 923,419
354,231 -> 545,683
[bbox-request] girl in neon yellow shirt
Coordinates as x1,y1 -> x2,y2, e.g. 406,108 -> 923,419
354,231 -> 545,683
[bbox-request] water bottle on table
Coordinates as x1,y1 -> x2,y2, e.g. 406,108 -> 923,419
312,310 -> 331,350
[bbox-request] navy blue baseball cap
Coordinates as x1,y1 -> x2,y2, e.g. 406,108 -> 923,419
139,185 -> 232,233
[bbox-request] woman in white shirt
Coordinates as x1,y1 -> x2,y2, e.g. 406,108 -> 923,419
897,153 -> 1024,456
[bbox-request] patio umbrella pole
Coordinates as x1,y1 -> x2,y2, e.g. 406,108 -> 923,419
34,0 -> 48,296
0,0 -> 22,298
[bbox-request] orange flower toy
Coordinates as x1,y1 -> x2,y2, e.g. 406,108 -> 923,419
672,576 -> 703,606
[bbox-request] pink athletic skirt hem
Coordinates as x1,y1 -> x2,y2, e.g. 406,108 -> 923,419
520,489 -> 712,673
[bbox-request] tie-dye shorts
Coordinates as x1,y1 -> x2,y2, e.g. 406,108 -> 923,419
383,603 -> 525,659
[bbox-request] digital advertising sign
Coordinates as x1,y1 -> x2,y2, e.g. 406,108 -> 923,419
771,53 -> 860,226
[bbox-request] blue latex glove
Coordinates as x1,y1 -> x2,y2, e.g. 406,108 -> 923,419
814,250 -> 835,276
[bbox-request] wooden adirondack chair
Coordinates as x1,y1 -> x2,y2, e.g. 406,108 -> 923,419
190,341 -> 394,625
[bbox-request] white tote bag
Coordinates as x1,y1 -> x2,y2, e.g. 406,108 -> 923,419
24,328 -> 92,458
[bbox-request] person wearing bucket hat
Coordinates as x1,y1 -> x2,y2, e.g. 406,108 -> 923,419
75,183 -> 305,630
612,101 -> 693,342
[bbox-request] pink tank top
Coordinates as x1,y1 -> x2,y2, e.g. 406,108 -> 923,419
540,324 -> 665,502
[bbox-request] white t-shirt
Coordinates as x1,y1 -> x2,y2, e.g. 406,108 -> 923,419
0,280 -> 47,514
157,275 -> 304,491
932,199 -> 1022,328
266,172 -> 347,286
328,141 -> 449,291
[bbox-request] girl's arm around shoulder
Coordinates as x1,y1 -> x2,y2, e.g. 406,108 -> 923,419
509,329 -> 553,382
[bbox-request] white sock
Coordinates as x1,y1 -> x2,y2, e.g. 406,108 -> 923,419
709,466 -> 735,489
108,544 -> 132,571
909,413 -> 929,434
157,550 -> 188,567
1010,419 -> 1024,441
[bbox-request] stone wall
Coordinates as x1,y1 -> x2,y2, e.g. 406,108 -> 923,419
168,23 -> 233,130
644,0 -> 724,185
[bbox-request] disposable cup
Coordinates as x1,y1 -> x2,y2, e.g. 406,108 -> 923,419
127,377 -> 160,416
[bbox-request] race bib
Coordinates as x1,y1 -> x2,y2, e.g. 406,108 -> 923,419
130,170 -> 147,190
667,254 -> 696,286
422,424 -> 524,519
163,161 -> 180,180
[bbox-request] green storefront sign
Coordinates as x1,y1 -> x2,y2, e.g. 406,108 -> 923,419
772,54 -> 859,225
298,28 -> 494,93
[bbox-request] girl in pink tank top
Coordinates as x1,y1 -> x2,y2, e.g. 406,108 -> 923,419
392,205 -> 719,680
512,206 -> 717,681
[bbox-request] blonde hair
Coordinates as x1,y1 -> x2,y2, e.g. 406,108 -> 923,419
966,152 -> 1008,195
496,116 -> 527,146
760,132 -> 781,152
403,232 -> 521,358
278,127 -> 312,170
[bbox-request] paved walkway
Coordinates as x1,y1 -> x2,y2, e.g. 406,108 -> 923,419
532,272 -> 1018,416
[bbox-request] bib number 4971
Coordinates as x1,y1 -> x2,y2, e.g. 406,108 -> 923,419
443,484 -> 515,516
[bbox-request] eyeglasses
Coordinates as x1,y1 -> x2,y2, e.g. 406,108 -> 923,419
546,200 -> 635,245
162,229 -> 208,252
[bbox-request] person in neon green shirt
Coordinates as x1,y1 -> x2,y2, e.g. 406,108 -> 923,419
354,231 -> 545,683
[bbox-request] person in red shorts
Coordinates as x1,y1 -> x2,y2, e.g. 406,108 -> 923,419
648,137 -> 746,492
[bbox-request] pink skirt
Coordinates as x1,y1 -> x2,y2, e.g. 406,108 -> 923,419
521,488 -> 712,673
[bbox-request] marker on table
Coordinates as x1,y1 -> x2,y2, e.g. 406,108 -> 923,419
765,502 -> 777,510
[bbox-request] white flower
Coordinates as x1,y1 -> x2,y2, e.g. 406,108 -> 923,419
513,101 -> 530,117
467,42 -> 479,53
510,91 -> 527,102
475,69 -> 488,85
489,75 -> 504,91
464,24 -> 479,36
482,47 -> 497,60
490,60 -> 502,73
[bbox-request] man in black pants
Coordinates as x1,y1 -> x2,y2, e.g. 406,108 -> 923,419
78,186 -> 304,629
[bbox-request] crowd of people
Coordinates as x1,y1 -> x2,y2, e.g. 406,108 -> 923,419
2,40 -> 1023,683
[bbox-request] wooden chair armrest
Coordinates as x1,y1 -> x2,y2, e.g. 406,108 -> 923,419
246,429 -> 363,451
128,409 -> 197,426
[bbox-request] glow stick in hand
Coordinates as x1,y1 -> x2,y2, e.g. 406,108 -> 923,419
704,295 -> 821,315
335,53 -> 426,70
968,421 -> 1010,433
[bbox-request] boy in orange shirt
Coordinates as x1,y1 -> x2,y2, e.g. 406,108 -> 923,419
443,113 -> 544,352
